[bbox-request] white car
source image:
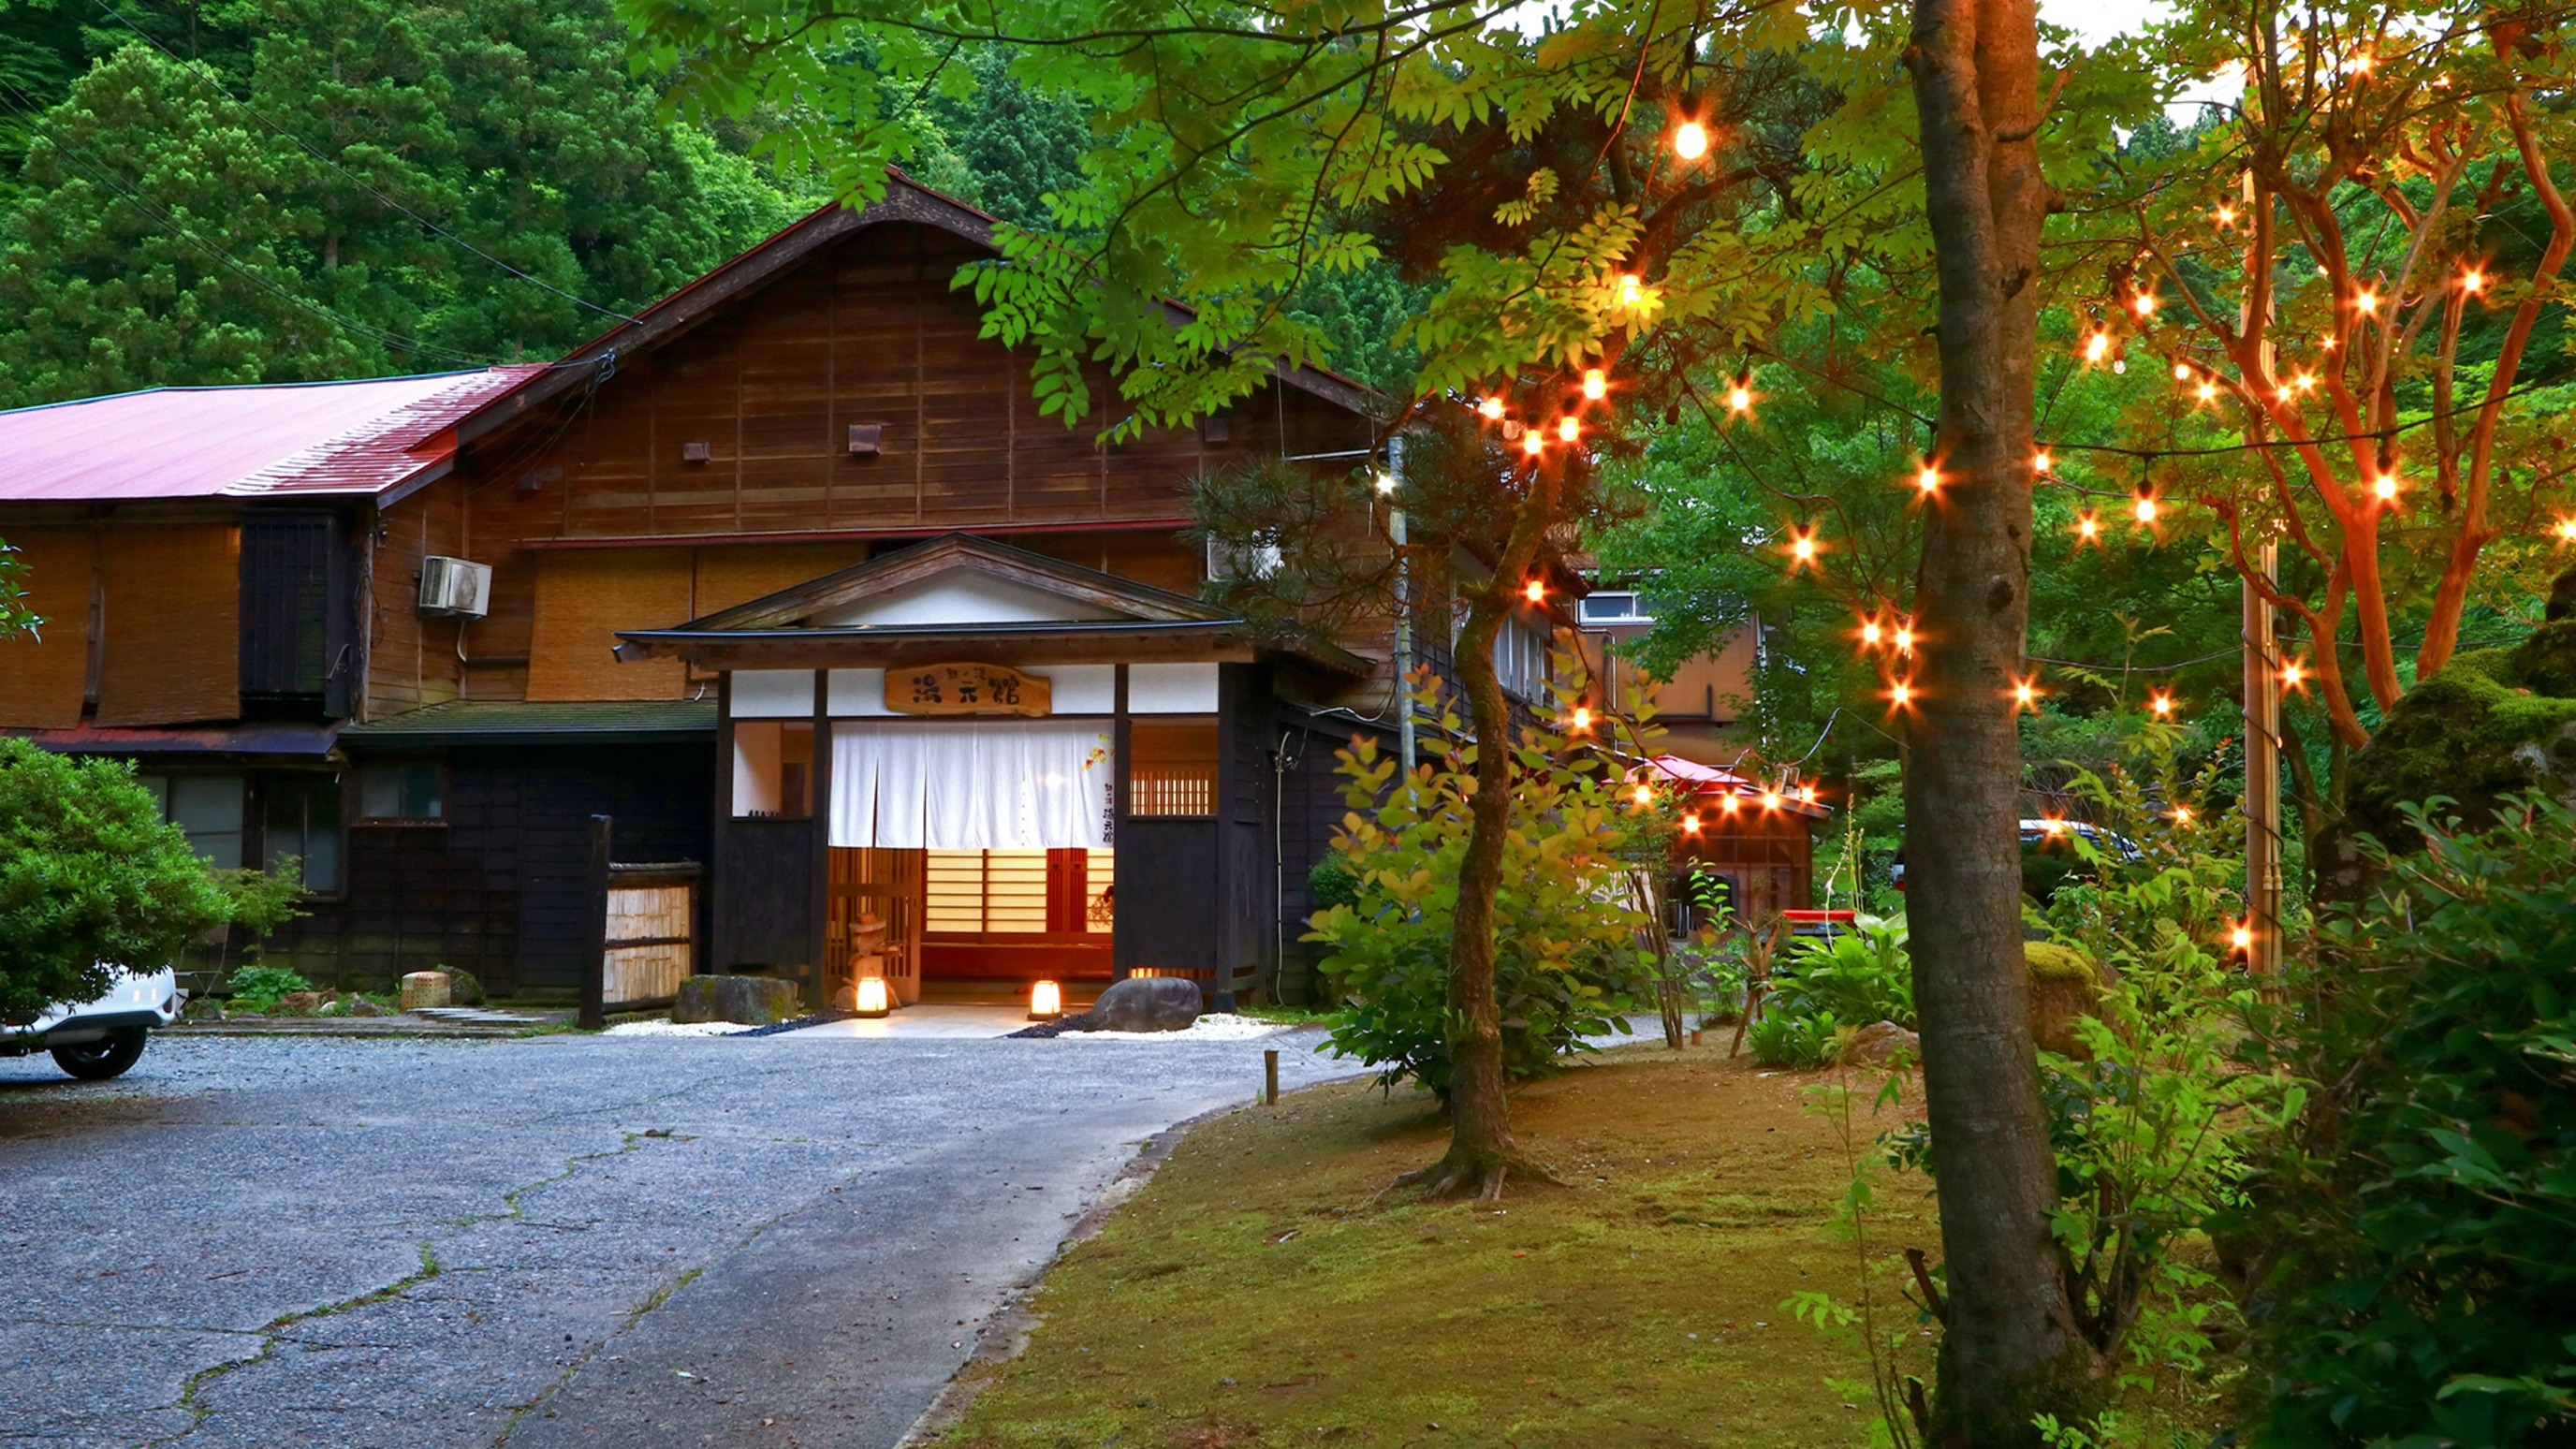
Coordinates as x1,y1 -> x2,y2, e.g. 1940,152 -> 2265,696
1,968 -> 183,1080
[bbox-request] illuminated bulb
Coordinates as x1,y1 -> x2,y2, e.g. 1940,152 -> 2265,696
1895,624 -> 1914,654
2349,52 -> 2372,74
1683,814 -> 1702,833
1523,578 -> 1545,604
1916,463 -> 1940,494
2033,449 -> 2052,473
2013,678 -> 2039,710
1797,784 -> 1817,804
1761,789 -> 1781,812
2557,517 -> 2576,543
1570,707 -> 1593,731
2174,361 -> 2194,380
2319,334 -> 2336,350
2085,330 -> 2112,363
2354,287 -> 2378,314
1674,120 -> 1708,159
1859,618 -> 1882,647
2231,922 -> 2253,952
1633,783 -> 1653,807
1374,471 -> 1398,495
2150,690 -> 2174,717
1522,430 -> 1544,457
2463,269 -> 2485,295
1029,979 -> 1063,1020
2281,657 -> 2305,689
1617,273 -> 1643,308
2291,372 -> 2316,394
2133,292 -> 2157,318
1558,415 -> 1581,444
2216,205 -> 2236,226
2196,381 -> 2217,402
2172,804 -> 2194,826
1891,680 -> 1913,708
1791,532 -> 1816,563
1582,367 -> 1607,401
1727,383 -> 1753,414
2135,493 -> 2160,524
1719,793 -> 1739,814
2077,510 -> 2100,541
2374,473 -> 2399,502
1479,394 -> 1506,420
2041,817 -> 2067,836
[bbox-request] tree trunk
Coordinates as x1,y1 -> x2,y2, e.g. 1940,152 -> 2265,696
1906,0 -> 2101,1442
1401,465 -> 1562,1201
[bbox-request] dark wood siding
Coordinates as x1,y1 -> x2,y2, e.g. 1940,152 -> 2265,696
265,742 -> 710,996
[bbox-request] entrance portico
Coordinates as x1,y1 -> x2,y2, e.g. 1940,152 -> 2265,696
616,534 -> 1369,1014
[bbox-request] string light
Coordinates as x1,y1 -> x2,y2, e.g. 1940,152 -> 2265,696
1582,367 -> 1607,401
2173,361 -> 2194,380
1521,430 -> 1544,457
1761,788 -> 1782,812
2150,689 -> 2174,717
1633,783 -> 1654,807
2463,268 -> 2485,295
1890,679 -> 1914,709
2354,287 -> 2378,315
2134,490 -> 2160,525
1916,462 -> 1941,495
1557,415 -> 1581,444
2230,921 -> 2254,953
2196,380 -> 2218,402
1894,622 -> 1915,655
2012,676 -> 2041,712
1727,377 -> 1754,414
2172,804 -> 2194,826
1617,273 -> 1643,308
2289,372 -> 2317,395
2374,473 -> 2400,502
2556,517 -> 2576,543
2281,656 -> 2306,690
2132,291 -> 2158,318
1674,120 -> 1708,160
2075,509 -> 2100,543
1788,529 -> 1818,569
1375,471 -> 1398,495
2215,204 -> 2237,227
1797,784 -> 1818,804
1719,793 -> 1740,814
1683,814 -> 1703,833
2033,449 -> 2052,474
2040,816 -> 2068,837
1570,706 -> 1593,731
1479,395 -> 1507,420
2085,330 -> 2113,364
1523,578 -> 1545,604
1858,613 -> 1883,650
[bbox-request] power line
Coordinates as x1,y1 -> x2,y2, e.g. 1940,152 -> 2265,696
88,1 -> 639,325
0,79 -> 490,368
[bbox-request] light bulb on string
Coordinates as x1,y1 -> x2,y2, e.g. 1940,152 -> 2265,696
2132,291 -> 2158,318
2075,509 -> 2100,543
2173,361 -> 2193,381
2555,517 -> 2576,544
1582,368 -> 1607,401
1633,783 -> 1654,807
2196,380 -> 2218,402
2230,921 -> 2254,953
2033,449 -> 2053,474
2012,676 -> 2042,712
2281,656 -> 2306,690
2172,803 -> 2195,826
1858,614 -> 1882,650
1557,415 -> 1581,444
1894,622 -> 1915,655
1479,394 -> 1507,420
2215,204 -> 2237,227
1760,787 -> 1782,812
2463,268 -> 2485,295
1727,376 -> 1754,414
2040,816 -> 2068,837
2149,689 -> 2174,718
1617,273 -> 1643,309
1797,784 -> 1818,804
1570,706 -> 1593,732
1915,462 -> 1941,495
1521,430 -> 1544,457
2354,287 -> 2378,315
1719,793 -> 1740,815
1674,120 -> 1708,160
2084,330 -> 2113,364
1683,814 -> 1702,833
1523,578 -> 1545,604
1374,471 -> 1398,495
1889,679 -> 1914,710
2134,490 -> 2160,525
2373,473 -> 2400,503
1787,527 -> 1818,570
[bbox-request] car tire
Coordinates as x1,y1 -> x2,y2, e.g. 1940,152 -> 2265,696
52,1029 -> 147,1081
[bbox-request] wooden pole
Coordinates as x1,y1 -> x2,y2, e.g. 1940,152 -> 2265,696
581,813 -> 613,1031
1264,1048 -> 1280,1105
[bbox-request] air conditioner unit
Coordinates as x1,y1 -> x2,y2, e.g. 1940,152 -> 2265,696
417,556 -> 492,619
1205,534 -> 1282,581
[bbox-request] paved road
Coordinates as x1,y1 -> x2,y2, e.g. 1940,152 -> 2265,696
2,1029 -> 1342,1448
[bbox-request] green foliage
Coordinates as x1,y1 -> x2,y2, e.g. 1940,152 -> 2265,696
1304,706 -> 1650,1098
2236,794 -> 2576,1447
224,962 -> 314,1004
0,0 -> 813,403
0,534 -> 35,637
0,739 -> 236,1017
1746,915 -> 1911,1069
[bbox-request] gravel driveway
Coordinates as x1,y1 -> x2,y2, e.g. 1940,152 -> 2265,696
2,1029 -> 1342,1448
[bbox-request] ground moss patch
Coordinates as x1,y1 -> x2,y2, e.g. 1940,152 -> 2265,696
934,1044 -> 1937,1449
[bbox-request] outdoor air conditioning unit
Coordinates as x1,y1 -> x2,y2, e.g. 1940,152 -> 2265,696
1205,534 -> 1282,581
417,556 -> 492,619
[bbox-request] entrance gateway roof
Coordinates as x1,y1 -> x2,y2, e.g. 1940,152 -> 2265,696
612,534 -> 1372,677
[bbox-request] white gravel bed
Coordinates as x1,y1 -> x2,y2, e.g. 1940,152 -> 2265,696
1060,1012 -> 1293,1042
602,1019 -> 753,1036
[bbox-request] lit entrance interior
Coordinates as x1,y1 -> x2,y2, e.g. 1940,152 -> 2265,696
825,847 -> 1114,1008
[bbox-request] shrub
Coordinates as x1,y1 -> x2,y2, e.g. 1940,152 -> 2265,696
226,963 -> 315,1004
1746,915 -> 1910,1069
1305,703 -> 1651,1098
1,740 -> 232,1018
2236,794 -> 2576,1446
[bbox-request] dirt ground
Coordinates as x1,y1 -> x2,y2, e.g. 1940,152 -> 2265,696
935,1040 -> 1940,1449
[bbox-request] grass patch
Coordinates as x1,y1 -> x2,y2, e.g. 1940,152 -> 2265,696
936,1044 -> 1936,1448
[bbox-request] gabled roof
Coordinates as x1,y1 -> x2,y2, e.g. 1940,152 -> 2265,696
452,169 -> 1378,446
0,367 -> 544,505
684,533 -> 1237,633
1641,753 -> 1832,819
616,533 -> 1371,677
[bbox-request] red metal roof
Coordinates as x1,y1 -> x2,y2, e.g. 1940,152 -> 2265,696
0,367 -> 545,504
1638,753 -> 1832,818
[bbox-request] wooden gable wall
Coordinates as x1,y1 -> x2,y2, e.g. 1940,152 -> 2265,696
366,219 -> 1372,715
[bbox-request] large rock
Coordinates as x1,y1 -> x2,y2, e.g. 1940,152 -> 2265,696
674,974 -> 801,1026
1082,976 -> 1203,1033
443,966 -> 486,1007
2027,942 -> 2111,1059
1841,1019 -> 1919,1065
2321,564 -> 2576,900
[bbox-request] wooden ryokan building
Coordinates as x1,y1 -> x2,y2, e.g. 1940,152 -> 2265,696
0,172 -> 1814,1009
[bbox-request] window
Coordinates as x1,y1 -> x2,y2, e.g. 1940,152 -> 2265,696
1127,722 -> 1216,816
1497,614 -> 1552,700
358,761 -> 444,821
926,850 -> 1115,935
1579,592 -> 1653,624
731,720 -> 813,817
136,774 -> 246,869
262,776 -> 343,892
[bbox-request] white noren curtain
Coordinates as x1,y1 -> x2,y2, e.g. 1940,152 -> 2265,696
829,721 -> 1114,849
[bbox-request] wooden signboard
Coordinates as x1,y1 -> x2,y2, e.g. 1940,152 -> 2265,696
886,663 -> 1052,716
